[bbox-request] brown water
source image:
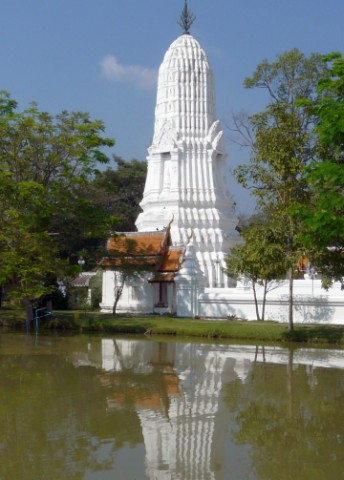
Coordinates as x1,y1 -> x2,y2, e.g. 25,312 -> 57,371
0,333 -> 343,480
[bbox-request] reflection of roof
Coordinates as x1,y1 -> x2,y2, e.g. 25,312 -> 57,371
98,368 -> 181,411
72,272 -> 97,288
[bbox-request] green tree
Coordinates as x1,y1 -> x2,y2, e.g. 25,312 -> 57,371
91,156 -> 147,232
232,49 -> 326,331
296,53 -> 344,286
225,217 -> 288,321
0,91 -> 115,315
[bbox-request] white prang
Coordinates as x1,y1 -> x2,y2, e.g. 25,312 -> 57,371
135,34 -> 240,288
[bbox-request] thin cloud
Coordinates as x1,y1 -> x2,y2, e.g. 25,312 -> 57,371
101,55 -> 158,89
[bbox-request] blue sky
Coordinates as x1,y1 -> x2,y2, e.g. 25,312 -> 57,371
1,0 -> 343,213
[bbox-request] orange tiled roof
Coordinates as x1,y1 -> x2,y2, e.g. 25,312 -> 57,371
107,231 -> 170,256
100,255 -> 157,269
101,229 -> 184,280
158,247 -> 184,272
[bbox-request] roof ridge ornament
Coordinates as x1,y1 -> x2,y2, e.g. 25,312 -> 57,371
161,214 -> 174,249
186,230 -> 193,244
177,0 -> 196,35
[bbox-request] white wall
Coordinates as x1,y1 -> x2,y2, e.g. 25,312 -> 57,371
199,279 -> 344,325
100,270 -> 154,314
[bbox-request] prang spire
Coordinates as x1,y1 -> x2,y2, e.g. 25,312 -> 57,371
177,0 -> 196,35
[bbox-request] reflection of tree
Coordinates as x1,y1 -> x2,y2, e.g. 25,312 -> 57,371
223,350 -> 344,479
0,353 -> 142,480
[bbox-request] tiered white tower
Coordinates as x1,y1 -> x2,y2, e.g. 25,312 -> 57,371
136,12 -> 239,287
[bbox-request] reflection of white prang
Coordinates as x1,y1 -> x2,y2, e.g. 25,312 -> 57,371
97,338 -> 344,479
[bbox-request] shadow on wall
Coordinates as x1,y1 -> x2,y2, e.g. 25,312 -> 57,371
132,283 -> 148,302
176,288 -> 193,317
274,295 -> 334,324
198,300 -> 247,320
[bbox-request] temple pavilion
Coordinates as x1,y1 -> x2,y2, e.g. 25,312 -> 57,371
100,2 -> 240,316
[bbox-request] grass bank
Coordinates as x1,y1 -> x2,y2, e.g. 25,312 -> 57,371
1,307 -> 344,346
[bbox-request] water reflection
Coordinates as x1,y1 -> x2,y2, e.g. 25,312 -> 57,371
0,334 -> 343,479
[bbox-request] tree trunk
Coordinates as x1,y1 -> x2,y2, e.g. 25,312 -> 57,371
287,267 -> 294,332
287,348 -> 294,418
112,273 -> 127,315
252,282 -> 261,321
112,286 -> 123,315
46,299 -> 53,312
24,298 -> 34,326
261,279 -> 268,321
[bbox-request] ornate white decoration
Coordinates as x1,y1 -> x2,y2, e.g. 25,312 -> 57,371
153,119 -> 177,152
135,33 -> 240,287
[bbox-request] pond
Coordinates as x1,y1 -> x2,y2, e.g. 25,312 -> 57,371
1,333 -> 343,480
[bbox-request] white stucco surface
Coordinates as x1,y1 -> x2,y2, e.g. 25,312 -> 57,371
199,279 -> 344,324
100,32 -> 343,324
135,34 -> 240,288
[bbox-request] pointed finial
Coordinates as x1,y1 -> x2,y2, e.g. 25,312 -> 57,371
177,0 -> 196,35
167,214 -> 174,230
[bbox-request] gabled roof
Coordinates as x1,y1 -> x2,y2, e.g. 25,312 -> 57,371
72,272 -> 97,287
100,255 -> 157,269
101,229 -> 184,282
106,230 -> 172,257
158,247 -> 184,272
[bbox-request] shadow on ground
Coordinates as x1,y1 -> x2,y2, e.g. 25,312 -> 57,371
284,325 -> 344,344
